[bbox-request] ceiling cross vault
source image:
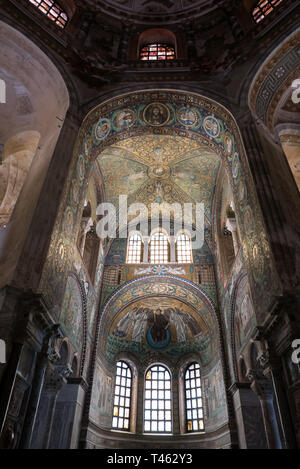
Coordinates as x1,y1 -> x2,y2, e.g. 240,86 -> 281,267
97,134 -> 221,226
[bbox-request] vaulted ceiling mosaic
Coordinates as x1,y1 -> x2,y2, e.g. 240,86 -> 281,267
97,135 -> 221,223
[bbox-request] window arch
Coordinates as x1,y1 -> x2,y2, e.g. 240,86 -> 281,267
29,0 -> 68,28
184,362 -> 204,433
126,232 -> 143,263
176,232 -> 192,263
252,0 -> 283,23
139,44 -> 175,61
138,29 -> 176,61
144,364 -> 172,433
112,361 -> 132,431
150,231 -> 169,263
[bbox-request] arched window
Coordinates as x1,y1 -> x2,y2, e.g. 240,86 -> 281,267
126,232 -> 143,263
112,361 -> 132,431
137,29 -> 177,61
144,365 -> 172,433
139,44 -> 175,61
29,0 -> 68,28
150,231 -> 169,264
176,233 -> 192,263
185,363 -> 204,433
252,0 -> 283,23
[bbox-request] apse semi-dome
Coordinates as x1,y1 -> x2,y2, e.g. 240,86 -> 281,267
85,0 -> 219,23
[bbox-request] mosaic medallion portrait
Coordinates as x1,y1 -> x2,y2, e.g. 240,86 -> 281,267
143,102 -> 171,126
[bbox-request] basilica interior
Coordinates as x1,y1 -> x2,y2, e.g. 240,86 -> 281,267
0,0 -> 299,450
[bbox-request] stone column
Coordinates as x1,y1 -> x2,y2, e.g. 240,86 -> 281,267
247,370 -> 282,449
225,218 -> 239,256
229,382 -> 267,449
30,363 -> 72,449
48,377 -> 87,449
135,373 -> 145,435
260,352 -> 297,449
12,111 -> 81,291
169,236 -> 176,263
142,236 -> 150,263
20,324 -> 61,449
79,216 -> 93,257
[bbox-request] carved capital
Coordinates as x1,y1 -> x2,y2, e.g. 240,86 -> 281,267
42,324 -> 63,364
247,370 -> 274,399
44,364 -> 72,393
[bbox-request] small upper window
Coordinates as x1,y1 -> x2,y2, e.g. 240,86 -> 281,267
127,232 -> 143,264
176,233 -> 192,264
150,232 -> 169,264
139,44 -> 175,61
252,0 -> 283,23
29,0 -> 68,28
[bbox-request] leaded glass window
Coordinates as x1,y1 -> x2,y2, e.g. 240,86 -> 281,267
150,232 -> 169,264
144,365 -> 172,433
139,44 -> 175,61
127,233 -> 143,263
176,233 -> 192,263
29,0 -> 68,28
252,0 -> 283,23
185,363 -> 204,433
112,361 -> 132,431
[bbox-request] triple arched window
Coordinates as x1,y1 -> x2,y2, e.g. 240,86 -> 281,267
252,0 -> 283,23
126,230 -> 192,264
112,360 -> 204,434
28,0 -> 68,28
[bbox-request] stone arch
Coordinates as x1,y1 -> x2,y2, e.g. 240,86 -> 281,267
247,29 -> 300,289
249,28 -> 300,135
99,275 -> 219,343
59,272 -> 87,376
41,89 -> 279,326
96,274 -> 229,436
0,20 -> 69,288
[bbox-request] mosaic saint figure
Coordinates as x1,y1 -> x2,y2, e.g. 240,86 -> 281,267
144,103 -> 169,126
148,308 -> 169,343
149,105 -> 165,125
167,308 -> 188,342
179,308 -> 201,337
113,307 -> 138,338
132,307 -> 149,342
240,293 -> 253,329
